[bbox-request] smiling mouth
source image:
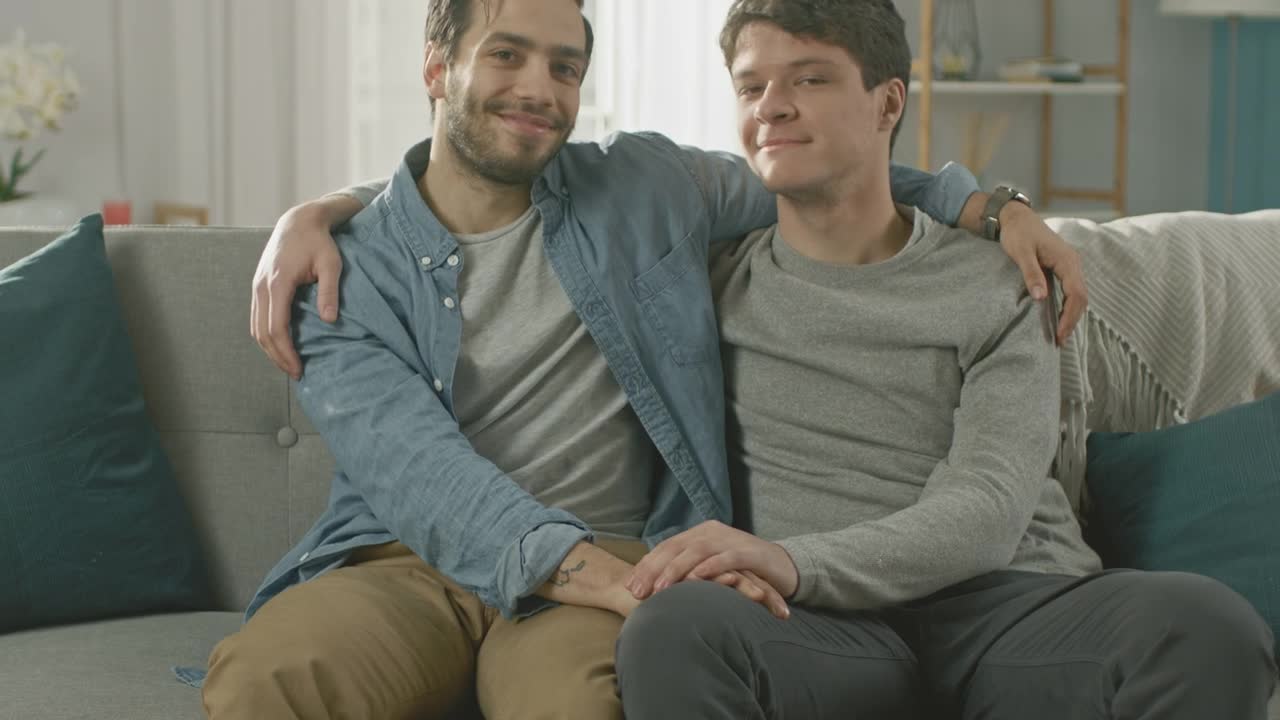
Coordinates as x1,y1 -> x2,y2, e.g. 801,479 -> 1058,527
499,112 -> 557,137
757,139 -> 808,152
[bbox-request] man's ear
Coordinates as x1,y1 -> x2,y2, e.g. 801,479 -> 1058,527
879,78 -> 907,132
424,42 -> 448,103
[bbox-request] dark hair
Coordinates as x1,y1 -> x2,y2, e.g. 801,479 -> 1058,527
425,0 -> 594,110
720,0 -> 911,151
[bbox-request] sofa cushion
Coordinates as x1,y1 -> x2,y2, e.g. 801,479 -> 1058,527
0,611 -> 240,719
0,214 -> 211,633
1086,392 -> 1280,661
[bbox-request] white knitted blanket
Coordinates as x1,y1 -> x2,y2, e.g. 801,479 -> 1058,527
1046,210 -> 1280,516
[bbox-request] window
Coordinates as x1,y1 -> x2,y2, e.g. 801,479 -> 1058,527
342,0 -> 737,182
347,1 -> 436,182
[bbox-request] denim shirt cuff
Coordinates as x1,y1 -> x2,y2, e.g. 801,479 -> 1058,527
930,162 -> 982,227
497,519 -> 592,619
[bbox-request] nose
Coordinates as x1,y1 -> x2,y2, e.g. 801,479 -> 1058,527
512,61 -> 555,107
754,83 -> 796,125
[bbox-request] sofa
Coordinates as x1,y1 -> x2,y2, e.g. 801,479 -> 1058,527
0,222 -> 1276,720
0,225 -> 337,720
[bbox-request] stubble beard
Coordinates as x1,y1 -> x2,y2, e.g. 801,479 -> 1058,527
443,78 -> 575,186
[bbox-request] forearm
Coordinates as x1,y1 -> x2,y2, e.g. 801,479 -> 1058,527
287,193 -> 364,233
294,289 -> 589,615
533,540 -> 637,616
288,178 -> 389,232
782,292 -> 1057,611
324,177 -> 389,210
777,484 -> 1031,611
957,190 -> 1039,238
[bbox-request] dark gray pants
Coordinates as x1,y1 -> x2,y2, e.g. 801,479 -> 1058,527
615,569 -> 1277,719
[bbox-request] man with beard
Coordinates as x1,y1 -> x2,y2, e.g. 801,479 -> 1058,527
209,0 -> 1089,717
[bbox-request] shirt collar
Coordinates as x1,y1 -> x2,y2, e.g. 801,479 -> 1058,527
383,137 -> 569,263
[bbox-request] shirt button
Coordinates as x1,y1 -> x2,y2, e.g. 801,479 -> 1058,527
447,254 -> 459,267
420,256 -> 432,267
443,297 -> 456,309
299,552 -> 310,562
433,379 -> 444,392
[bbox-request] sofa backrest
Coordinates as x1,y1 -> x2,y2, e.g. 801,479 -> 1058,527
0,226 -> 336,612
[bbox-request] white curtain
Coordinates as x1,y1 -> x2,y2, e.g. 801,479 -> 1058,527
600,0 -> 741,153
345,0 -> 436,185
298,0 -> 746,192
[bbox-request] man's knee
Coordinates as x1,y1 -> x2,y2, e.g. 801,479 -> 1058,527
1121,572 -> 1274,670
202,629 -> 304,713
616,581 -> 753,671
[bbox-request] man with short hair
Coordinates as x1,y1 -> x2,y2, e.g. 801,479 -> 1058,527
615,1 -> 1278,718
219,0 -> 1091,717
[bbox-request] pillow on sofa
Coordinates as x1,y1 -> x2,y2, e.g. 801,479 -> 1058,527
0,214 -> 211,634
1086,393 -> 1280,657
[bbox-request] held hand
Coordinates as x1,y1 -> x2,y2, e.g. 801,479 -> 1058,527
625,521 -> 798,612
607,569 -> 787,619
251,202 -> 345,380
706,569 -> 791,619
997,202 -> 1088,346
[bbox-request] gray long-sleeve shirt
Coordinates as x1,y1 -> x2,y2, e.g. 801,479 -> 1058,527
711,211 -> 1101,612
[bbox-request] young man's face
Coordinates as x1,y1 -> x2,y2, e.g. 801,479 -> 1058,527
429,0 -> 586,184
729,22 -> 900,200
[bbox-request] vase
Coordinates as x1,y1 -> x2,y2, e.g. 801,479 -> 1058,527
0,193 -> 85,228
933,0 -> 981,81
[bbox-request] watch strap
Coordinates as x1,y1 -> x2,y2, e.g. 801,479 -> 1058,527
982,186 -> 1032,241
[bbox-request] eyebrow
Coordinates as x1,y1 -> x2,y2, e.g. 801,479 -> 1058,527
733,58 -> 838,81
485,31 -> 588,63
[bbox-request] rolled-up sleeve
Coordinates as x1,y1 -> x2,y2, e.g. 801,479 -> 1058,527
293,261 -> 591,618
889,161 -> 980,226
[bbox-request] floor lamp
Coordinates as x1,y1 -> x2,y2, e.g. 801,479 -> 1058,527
1160,0 -> 1280,212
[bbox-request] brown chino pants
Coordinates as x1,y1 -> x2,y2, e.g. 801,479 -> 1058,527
202,539 -> 648,719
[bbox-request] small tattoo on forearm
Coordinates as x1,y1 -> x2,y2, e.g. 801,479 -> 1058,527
551,561 -> 586,586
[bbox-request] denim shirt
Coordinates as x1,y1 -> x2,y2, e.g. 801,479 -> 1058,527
246,133 -> 979,621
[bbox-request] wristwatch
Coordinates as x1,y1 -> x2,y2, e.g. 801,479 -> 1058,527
981,186 -> 1033,241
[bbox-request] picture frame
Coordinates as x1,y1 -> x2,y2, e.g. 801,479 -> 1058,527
153,203 -> 210,226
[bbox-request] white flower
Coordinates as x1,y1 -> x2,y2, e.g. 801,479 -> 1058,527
0,106 -> 30,140
0,29 -> 80,142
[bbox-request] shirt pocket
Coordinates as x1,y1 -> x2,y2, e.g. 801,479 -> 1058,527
630,231 -> 715,366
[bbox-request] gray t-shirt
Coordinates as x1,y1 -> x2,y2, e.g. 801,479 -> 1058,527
711,210 -> 1101,611
452,206 -> 653,539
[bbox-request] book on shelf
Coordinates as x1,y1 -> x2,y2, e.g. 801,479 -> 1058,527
997,56 -> 1084,83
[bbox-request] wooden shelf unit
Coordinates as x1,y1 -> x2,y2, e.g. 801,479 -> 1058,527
914,0 -> 1131,217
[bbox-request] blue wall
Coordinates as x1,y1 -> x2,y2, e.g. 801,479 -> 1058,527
1209,20 -> 1280,212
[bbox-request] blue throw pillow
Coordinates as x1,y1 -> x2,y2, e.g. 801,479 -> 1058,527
1086,393 -> 1280,657
0,214 -> 211,634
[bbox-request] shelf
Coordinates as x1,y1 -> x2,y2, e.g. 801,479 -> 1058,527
908,80 -> 1126,96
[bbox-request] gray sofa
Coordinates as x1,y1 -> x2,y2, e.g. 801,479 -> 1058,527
0,225 -> 335,720
0,224 -> 1276,719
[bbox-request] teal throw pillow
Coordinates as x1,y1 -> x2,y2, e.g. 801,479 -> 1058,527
0,214 -> 211,633
1086,393 -> 1280,658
